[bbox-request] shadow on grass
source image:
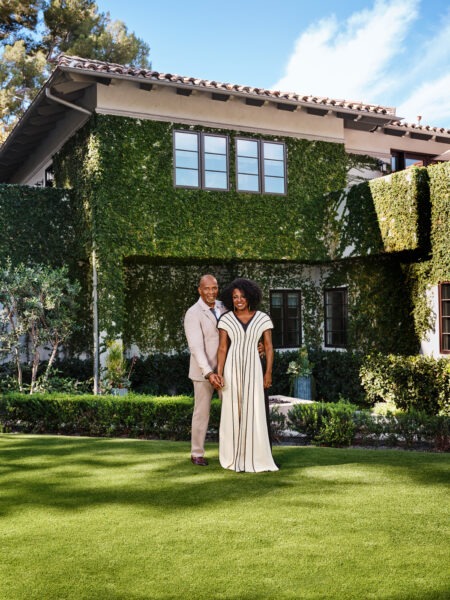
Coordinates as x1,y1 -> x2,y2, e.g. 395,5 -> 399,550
0,435 -> 448,519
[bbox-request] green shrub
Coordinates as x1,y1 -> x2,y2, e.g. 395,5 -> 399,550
0,392 -> 221,440
269,407 -> 287,443
308,349 -> 365,404
287,401 -> 359,444
314,413 -> 355,447
360,353 -> 450,415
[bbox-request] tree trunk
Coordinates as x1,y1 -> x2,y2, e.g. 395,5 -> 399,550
43,338 -> 59,382
14,346 -> 23,392
29,323 -> 40,394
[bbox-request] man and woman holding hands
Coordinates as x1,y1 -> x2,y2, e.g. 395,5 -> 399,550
184,274 -> 278,473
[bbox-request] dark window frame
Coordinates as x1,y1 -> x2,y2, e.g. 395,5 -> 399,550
173,130 -> 230,191
439,282 -> 450,354
324,287 -> 348,349
269,289 -> 302,349
236,137 -> 287,196
44,164 -> 54,188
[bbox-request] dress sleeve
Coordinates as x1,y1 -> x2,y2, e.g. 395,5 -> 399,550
257,313 -> 274,337
217,314 -> 230,333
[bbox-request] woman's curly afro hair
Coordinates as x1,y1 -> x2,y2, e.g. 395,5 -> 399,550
220,278 -> 263,311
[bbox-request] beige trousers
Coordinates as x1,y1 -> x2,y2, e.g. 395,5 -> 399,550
191,380 -> 214,457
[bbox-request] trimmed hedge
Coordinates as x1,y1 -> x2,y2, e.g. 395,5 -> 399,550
0,393 -> 221,440
288,402 -> 450,450
360,354 -> 450,415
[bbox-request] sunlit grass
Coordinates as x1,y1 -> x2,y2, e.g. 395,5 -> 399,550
0,435 -> 449,600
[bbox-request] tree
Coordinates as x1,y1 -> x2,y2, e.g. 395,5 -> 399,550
0,261 -> 80,393
0,1 -> 150,143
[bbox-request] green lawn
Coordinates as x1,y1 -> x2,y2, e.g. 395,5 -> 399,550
0,435 -> 449,600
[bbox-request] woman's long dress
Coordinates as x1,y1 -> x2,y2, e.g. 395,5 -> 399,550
217,311 -> 278,472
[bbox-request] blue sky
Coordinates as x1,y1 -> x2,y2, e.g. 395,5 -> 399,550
96,0 -> 450,127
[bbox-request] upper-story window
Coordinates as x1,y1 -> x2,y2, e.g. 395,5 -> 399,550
236,138 -> 286,195
324,287 -> 348,348
439,283 -> 450,354
174,131 -> 229,190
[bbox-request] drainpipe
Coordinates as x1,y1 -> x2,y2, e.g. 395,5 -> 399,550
92,248 -> 99,395
45,86 -> 98,390
45,87 -> 92,115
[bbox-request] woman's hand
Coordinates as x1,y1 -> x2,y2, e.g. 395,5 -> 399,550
264,373 -> 272,389
216,375 -> 224,389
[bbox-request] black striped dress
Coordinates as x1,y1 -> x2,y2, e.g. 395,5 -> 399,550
217,311 -> 278,472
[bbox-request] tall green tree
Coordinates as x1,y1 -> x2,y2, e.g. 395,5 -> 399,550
0,1 -> 150,143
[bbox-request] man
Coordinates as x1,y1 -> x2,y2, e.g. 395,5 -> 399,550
184,274 -> 225,466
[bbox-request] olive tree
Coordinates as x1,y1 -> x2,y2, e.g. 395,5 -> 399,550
0,261 -> 80,393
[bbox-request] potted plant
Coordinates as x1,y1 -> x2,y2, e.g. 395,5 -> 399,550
104,340 -> 130,395
287,346 -> 316,400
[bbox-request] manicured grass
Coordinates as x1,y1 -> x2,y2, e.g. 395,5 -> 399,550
0,435 -> 449,600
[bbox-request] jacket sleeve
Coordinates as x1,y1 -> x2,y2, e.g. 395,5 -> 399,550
184,310 -> 213,378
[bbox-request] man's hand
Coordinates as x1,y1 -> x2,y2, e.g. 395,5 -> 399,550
258,341 -> 265,358
208,373 -> 223,391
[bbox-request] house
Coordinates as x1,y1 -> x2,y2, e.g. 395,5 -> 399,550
0,54 -> 449,386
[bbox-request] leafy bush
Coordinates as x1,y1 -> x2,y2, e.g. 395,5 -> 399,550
314,413 -> 355,447
309,349 -> 365,404
269,407 -> 286,443
288,401 -> 359,446
0,392 -> 221,440
360,354 -> 450,415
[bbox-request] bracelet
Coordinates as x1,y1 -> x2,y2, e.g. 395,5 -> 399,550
205,371 -> 213,380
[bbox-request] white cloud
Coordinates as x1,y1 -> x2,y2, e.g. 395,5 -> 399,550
397,73 -> 450,125
273,0 -> 419,103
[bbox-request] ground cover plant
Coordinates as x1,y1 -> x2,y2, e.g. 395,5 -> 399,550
0,435 -> 449,600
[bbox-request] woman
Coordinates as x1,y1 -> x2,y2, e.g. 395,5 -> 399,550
216,278 -> 278,472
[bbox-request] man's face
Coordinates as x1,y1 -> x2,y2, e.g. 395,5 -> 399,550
198,276 -> 218,307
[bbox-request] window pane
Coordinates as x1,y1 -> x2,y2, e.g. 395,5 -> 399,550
237,156 -> 259,175
287,330 -> 299,345
405,156 -> 423,168
263,142 -> 284,160
391,155 -> 397,171
237,139 -> 258,157
443,319 -> 450,334
264,176 -> 285,194
204,171 -> 227,189
443,335 -> 450,351
287,293 -> 299,308
264,159 -> 284,177
442,302 -> 450,317
238,173 -> 259,192
175,168 -> 199,187
442,285 -> 450,300
205,153 -> 226,172
204,135 -> 226,154
175,149 -> 198,169
175,132 -> 198,151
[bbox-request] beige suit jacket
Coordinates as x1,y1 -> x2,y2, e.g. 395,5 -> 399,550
184,298 -> 227,381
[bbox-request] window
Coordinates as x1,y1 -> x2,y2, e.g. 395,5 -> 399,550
439,283 -> 450,354
270,290 -> 301,348
390,151 -> 437,173
236,138 -> 286,195
324,288 -> 348,348
173,131 -> 229,190
45,165 -> 54,187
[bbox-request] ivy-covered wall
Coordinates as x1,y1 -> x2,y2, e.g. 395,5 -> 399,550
55,113 -> 431,340
123,256 -> 419,355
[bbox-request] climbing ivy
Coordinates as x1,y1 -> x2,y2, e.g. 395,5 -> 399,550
3,112 -> 439,357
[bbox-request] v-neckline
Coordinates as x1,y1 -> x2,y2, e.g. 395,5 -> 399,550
233,310 -> 257,331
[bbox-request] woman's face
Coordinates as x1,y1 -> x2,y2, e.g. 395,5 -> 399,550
232,288 -> 248,311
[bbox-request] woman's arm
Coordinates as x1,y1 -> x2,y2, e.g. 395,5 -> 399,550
216,329 -> 230,388
263,329 -> 273,389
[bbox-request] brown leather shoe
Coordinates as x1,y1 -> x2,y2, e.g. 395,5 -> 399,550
191,455 -> 208,466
